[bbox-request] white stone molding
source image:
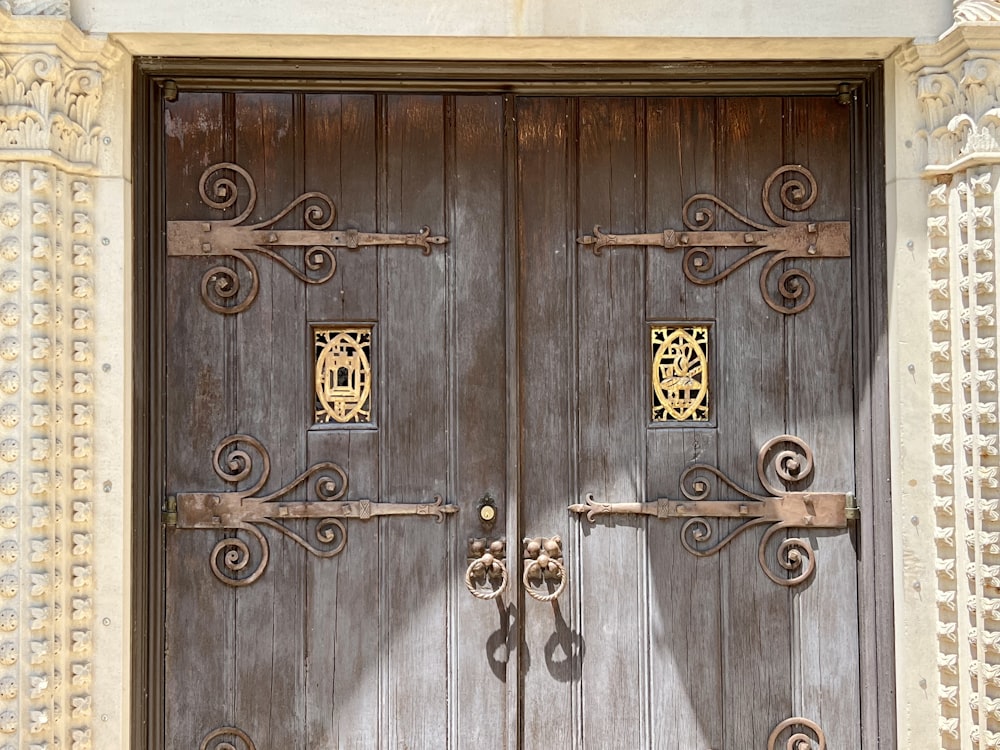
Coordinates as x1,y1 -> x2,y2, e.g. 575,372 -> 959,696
0,1 -> 68,17
0,10 -> 123,750
957,0 -> 1000,23
901,16 -> 1000,750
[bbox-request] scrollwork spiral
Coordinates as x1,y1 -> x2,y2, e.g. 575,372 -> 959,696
199,250 -> 260,316
760,255 -> 817,315
212,434 -> 270,496
210,525 -> 269,587
766,717 -> 826,750
760,524 -> 817,587
313,518 -> 348,557
199,726 -> 258,750
198,163 -> 257,225
762,165 -> 818,226
314,465 -> 349,502
756,434 -> 814,497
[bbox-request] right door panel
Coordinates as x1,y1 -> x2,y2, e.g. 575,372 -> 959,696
515,94 -> 859,750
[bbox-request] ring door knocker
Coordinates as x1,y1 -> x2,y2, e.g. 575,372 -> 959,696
465,538 -> 509,600
522,536 -> 567,602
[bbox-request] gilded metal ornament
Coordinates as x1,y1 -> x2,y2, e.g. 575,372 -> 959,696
767,717 -> 827,750
167,162 -> 448,315
171,433 -> 457,586
569,435 -> 857,587
577,164 -> 849,315
314,326 -> 372,424
651,325 -> 709,422
522,536 -> 567,602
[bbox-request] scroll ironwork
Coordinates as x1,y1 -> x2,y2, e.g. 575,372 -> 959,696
171,433 -> 457,586
167,162 -> 448,315
569,435 -> 857,587
767,716 -> 827,750
199,726 -> 257,750
577,164 -> 849,315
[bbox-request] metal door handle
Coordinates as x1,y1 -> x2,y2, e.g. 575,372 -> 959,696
522,536 -> 567,602
465,538 -> 508,600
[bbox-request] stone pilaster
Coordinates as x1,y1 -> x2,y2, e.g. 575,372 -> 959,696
899,6 -> 1000,747
0,9 -> 124,750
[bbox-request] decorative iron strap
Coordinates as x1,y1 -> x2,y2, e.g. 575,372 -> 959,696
577,165 -> 849,315
569,435 -> 857,586
167,162 -> 448,315
171,434 -> 457,586
767,717 -> 827,750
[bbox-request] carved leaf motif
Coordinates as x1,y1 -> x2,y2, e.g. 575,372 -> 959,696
955,0 -> 1000,22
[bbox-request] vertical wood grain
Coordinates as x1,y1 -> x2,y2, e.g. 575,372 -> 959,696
380,94 -> 450,749
575,96 -> 645,749
644,97 -> 724,750
302,92 -> 383,749
716,98 -> 792,750
230,92 -> 306,749
449,94 -> 510,750
516,96 -> 579,749
162,91 -> 235,750
783,96 -> 861,749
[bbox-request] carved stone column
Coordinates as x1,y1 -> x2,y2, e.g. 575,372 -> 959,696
0,8 -> 124,750
898,3 -> 1000,747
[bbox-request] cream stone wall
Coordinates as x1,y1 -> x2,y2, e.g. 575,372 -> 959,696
0,0 -> 988,748
0,9 -> 128,750
895,12 -> 1000,747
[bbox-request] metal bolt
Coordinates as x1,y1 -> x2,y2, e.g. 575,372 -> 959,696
919,678 -> 927,689
102,136 -> 111,146
102,714 -> 109,722
101,237 -> 110,246
906,240 -> 914,249
907,364 -> 915,374
910,515 -> 919,525
102,617 -> 111,626
913,580 -> 921,590
102,363 -> 111,373
103,481 -> 112,493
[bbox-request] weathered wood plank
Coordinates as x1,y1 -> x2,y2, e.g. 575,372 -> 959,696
516,96 -> 579,749
230,92 -> 306,749
575,96 -> 645,749
449,94 -> 510,750
783,96 -> 860,749
644,96 -> 724,750
302,92 -> 383,749
716,97 -> 792,750
162,91 -> 235,750
380,93 -> 450,749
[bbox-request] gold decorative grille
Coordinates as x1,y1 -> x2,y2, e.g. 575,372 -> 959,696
314,326 -> 372,424
651,325 -> 709,422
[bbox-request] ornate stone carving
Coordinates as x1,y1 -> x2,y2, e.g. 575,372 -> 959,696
0,52 -> 103,168
0,10 -> 118,750
956,0 -> 1000,22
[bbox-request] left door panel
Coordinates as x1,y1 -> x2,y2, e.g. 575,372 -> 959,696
161,92 -> 509,749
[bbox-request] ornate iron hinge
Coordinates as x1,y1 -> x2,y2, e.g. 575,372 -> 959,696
172,434 -> 457,587
167,162 -> 448,315
577,165 -> 849,315
570,435 -> 856,586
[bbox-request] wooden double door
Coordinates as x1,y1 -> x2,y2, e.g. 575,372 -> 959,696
161,91 -> 861,749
